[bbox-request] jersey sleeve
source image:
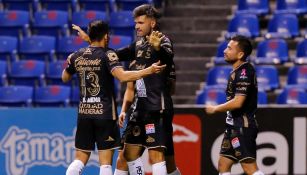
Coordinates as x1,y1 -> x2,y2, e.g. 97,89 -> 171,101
105,50 -> 123,73
115,42 -> 136,62
235,68 -> 253,96
65,52 -> 77,75
155,36 -> 174,65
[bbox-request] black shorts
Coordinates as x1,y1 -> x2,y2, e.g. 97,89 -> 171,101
75,117 -> 120,151
220,125 -> 258,162
124,110 -> 172,150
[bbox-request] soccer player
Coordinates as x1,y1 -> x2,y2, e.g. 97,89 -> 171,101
62,20 -> 165,175
205,35 -> 264,175
72,4 -> 180,175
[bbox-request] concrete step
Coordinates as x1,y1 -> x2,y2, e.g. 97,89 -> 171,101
174,57 -> 209,71
165,5 -> 231,17
174,82 -> 200,96
174,43 -> 218,57
160,17 -> 228,32
172,95 -> 197,104
164,31 -> 221,44
176,71 -> 205,83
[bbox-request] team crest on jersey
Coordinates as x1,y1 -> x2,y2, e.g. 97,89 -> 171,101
136,40 -> 143,46
107,51 -> 119,61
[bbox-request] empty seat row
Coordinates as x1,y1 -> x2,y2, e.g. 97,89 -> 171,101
0,35 -> 132,62
214,38 -> 307,65
0,10 -> 135,39
237,0 -> 307,16
226,13 -> 302,39
205,65 -> 307,91
0,0 -> 152,13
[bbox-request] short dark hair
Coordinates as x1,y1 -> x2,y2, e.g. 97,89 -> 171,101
87,20 -> 109,42
231,35 -> 253,61
133,4 -> 161,19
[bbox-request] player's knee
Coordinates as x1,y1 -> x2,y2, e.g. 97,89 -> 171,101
66,160 -> 84,175
148,147 -> 165,164
218,161 -> 230,172
116,155 -> 128,169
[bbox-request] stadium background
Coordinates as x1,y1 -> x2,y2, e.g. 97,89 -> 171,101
0,0 -> 306,174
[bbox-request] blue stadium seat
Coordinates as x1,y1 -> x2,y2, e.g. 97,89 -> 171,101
32,11 -> 69,38
294,39 -> 307,64
109,11 -> 135,39
196,86 -> 226,105
56,36 -> 88,60
256,65 -> 279,91
276,0 -> 307,15
2,0 -> 38,12
34,85 -> 70,107
0,86 -> 33,107
0,10 -> 30,38
9,60 -> 45,87
258,90 -> 268,104
116,0 -> 152,11
78,0 -> 114,12
19,35 -> 56,62
0,36 -> 18,62
46,60 -> 70,85
206,66 -> 232,86
277,87 -> 307,104
287,65 -> 307,89
236,0 -> 269,16
225,14 -> 260,38
109,35 -> 132,49
71,86 -> 79,106
255,38 -> 289,64
40,0 -> 77,12
0,61 -> 8,86
266,13 -> 299,39
213,41 -> 228,65
71,11 -> 108,31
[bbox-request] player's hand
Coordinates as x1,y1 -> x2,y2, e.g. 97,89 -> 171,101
72,24 -> 90,42
146,31 -> 164,51
150,60 -> 166,74
118,112 -> 126,128
205,104 -> 217,115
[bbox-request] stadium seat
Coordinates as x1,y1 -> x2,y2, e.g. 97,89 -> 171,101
236,0 -> 269,16
56,36 -> 88,60
40,0 -> 77,12
78,0 -> 114,12
275,0 -> 307,15
0,61 -> 8,86
256,65 -> 279,91
266,13 -> 299,39
206,66 -> 232,86
294,39 -> 307,64
2,0 -> 38,12
109,11 -> 135,39
225,14 -> 260,38
116,0 -> 152,11
287,65 -> 307,88
277,87 -> 307,104
196,86 -> 226,105
19,35 -> 56,62
0,36 -> 18,62
9,60 -> 45,87
34,85 -> 71,107
32,11 -> 69,38
109,35 -> 132,49
254,38 -> 289,64
0,10 -> 30,38
71,11 -> 108,32
0,86 -> 33,107
213,41 -> 228,65
46,60 -> 70,85
258,90 -> 268,104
